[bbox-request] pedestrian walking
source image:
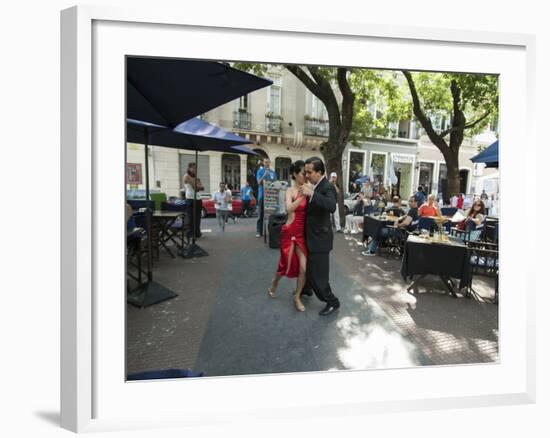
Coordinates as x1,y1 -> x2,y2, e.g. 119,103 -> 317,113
241,181 -> 253,217
213,182 -> 232,232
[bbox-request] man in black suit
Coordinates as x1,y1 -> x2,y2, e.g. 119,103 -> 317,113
298,157 -> 341,316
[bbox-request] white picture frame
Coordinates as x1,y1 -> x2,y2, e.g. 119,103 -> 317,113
60,5 -> 536,433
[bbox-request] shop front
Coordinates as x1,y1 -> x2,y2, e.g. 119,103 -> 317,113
391,153 -> 415,199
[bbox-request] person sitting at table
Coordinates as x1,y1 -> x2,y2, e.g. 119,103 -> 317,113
456,199 -> 486,232
344,192 -> 367,234
385,196 -> 405,217
418,194 -> 441,217
362,195 -> 418,256
361,178 -> 373,200
126,203 -> 135,232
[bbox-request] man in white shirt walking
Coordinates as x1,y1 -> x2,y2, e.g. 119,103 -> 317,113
213,182 -> 232,232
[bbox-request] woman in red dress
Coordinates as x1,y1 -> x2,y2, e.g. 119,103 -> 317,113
267,160 -> 309,311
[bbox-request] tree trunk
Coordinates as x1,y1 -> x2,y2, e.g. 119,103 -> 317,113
445,153 -> 460,203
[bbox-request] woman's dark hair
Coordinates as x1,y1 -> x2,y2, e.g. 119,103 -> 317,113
467,199 -> 486,217
305,156 -> 326,174
290,160 -> 305,180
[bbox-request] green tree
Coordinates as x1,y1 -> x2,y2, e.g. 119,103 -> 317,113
233,63 -> 409,223
402,71 -> 498,200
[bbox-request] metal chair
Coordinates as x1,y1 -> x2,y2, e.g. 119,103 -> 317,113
450,220 -> 486,243
364,205 -> 376,215
417,217 -> 436,233
440,207 -> 458,217
160,202 -> 188,250
382,225 -> 410,258
128,199 -> 155,212
466,240 -> 499,304
127,218 -> 147,291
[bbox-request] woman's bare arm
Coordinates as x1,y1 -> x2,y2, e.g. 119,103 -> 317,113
285,189 -> 304,214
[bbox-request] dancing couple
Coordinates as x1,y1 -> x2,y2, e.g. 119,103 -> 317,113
267,157 -> 341,316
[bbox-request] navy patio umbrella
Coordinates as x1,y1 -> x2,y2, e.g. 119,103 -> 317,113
127,118 -> 254,307
127,118 -> 255,152
127,57 -> 272,127
126,58 -> 271,307
471,140 -> 499,168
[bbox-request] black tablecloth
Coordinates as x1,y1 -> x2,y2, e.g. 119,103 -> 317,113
362,215 -> 392,241
400,235 -> 472,289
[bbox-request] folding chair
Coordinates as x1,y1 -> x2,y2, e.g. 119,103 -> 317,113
417,217 -> 436,233
160,202 -> 188,250
466,240 -> 499,304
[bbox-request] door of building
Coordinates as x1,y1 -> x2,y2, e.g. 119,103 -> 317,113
222,153 -> 241,191
459,169 -> 469,194
419,162 -> 434,194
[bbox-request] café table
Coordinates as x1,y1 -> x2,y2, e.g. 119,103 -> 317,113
362,214 -> 399,243
152,210 -> 185,258
400,234 -> 472,297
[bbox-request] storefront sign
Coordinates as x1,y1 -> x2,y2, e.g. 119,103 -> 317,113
126,163 -> 142,184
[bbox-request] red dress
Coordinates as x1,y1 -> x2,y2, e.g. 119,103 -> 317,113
276,196 -> 308,278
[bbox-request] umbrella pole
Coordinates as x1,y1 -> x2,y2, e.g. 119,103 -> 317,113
127,129 -> 178,308
144,130 -> 153,282
193,147 -> 197,245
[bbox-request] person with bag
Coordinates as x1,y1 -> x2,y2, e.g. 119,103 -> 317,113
457,200 -> 486,231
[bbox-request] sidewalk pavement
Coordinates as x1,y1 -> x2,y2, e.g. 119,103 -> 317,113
127,218 -> 498,376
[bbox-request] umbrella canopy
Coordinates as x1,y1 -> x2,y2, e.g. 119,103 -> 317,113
471,140 -> 499,168
127,57 -> 272,127
127,118 -> 254,153
231,145 -> 259,156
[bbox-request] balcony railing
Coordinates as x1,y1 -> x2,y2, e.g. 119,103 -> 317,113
233,110 -> 251,130
304,119 -> 329,137
265,114 -> 282,133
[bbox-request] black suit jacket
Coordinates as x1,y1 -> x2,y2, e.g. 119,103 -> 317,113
305,177 -> 337,253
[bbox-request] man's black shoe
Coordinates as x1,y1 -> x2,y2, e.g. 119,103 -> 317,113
319,303 -> 340,316
301,289 -> 313,297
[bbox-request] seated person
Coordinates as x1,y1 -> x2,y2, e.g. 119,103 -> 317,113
418,194 -> 441,217
457,200 -> 486,232
362,195 -> 418,256
126,203 -> 135,232
374,194 -> 386,212
385,196 -> 405,217
344,192 -> 367,234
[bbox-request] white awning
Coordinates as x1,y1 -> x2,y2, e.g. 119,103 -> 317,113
392,153 -> 415,164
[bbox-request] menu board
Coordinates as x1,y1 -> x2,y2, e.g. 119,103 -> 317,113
263,187 -> 280,214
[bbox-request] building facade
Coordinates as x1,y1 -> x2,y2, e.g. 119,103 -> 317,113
126,65 -> 498,201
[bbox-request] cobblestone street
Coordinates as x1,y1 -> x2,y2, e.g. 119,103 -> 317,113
127,217 -> 498,377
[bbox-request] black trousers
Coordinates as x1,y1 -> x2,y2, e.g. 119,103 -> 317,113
242,200 -> 251,216
305,252 -> 339,307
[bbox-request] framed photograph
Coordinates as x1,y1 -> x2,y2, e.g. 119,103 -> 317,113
61,5 -> 536,433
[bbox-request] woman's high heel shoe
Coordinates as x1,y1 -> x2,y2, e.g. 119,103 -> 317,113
294,294 -> 305,312
268,279 -> 278,297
